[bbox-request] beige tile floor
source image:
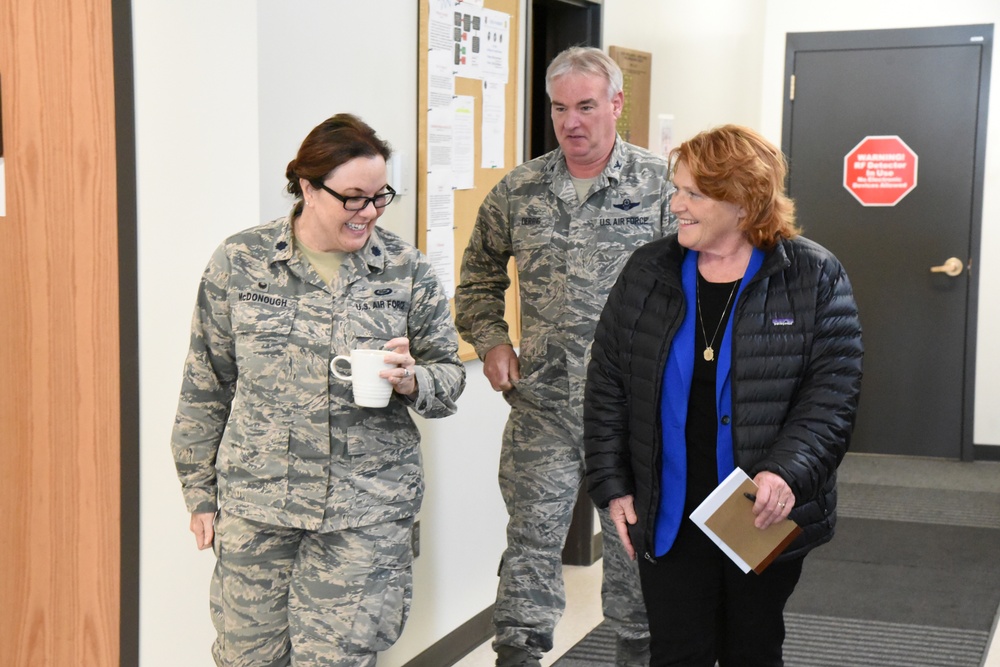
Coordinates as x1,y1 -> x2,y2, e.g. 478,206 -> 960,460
988,623 -> 1000,667
453,557 -> 1000,667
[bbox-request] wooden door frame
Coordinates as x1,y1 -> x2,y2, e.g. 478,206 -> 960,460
1,0 -> 140,663
781,24 -> 993,462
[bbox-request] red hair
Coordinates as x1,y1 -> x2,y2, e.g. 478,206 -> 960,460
670,125 -> 798,249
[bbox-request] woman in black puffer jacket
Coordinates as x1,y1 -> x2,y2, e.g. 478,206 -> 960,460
584,125 -> 863,667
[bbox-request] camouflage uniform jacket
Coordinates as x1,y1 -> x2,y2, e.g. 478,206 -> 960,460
171,214 -> 466,532
455,137 -> 672,405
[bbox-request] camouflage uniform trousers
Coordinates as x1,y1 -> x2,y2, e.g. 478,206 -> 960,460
210,510 -> 414,667
597,508 -> 651,666
493,396 -> 648,666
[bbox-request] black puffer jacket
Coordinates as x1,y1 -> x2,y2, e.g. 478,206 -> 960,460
584,234 -> 863,562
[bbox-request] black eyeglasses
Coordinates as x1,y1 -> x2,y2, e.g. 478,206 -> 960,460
315,183 -> 397,211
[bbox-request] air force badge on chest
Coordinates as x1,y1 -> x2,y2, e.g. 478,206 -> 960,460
601,194 -> 651,226
612,197 -> 641,211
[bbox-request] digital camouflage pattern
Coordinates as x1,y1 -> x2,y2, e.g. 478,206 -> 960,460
598,508 -> 650,667
172,214 -> 464,664
171,214 -> 465,533
210,511 -> 413,666
455,137 -> 674,663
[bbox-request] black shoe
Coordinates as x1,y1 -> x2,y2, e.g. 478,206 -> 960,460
495,645 -> 542,667
616,635 -> 651,667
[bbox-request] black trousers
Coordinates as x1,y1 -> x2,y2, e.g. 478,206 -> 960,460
637,520 -> 804,667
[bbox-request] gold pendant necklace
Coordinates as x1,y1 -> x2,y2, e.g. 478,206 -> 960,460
696,276 -> 740,362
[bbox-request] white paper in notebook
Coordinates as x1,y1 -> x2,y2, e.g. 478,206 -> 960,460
689,467 -> 755,573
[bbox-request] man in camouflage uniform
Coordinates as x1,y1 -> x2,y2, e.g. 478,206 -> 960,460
455,47 -> 673,667
172,210 -> 465,666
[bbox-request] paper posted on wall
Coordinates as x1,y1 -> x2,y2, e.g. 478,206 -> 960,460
690,467 -> 802,574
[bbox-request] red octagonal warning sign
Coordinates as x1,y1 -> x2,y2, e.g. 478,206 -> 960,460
843,136 -> 918,206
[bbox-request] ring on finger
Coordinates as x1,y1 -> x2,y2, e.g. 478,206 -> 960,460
403,368 -> 411,378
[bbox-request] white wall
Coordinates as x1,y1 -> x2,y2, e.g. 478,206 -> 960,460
134,2 -> 1000,666
757,1 -> 1000,446
134,1 -> 260,663
382,369 -> 510,665
255,1 -> 420,243
603,0 -> 768,153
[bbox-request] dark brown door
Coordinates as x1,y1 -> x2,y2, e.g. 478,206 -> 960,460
782,25 -> 992,459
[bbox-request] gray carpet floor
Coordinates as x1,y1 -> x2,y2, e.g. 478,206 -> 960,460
553,455 -> 1000,666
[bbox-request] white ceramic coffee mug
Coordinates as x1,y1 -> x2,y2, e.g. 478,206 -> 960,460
330,349 -> 394,408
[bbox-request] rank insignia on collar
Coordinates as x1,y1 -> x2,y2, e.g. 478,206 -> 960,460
613,198 -> 640,211
614,160 -> 621,169
371,246 -> 382,257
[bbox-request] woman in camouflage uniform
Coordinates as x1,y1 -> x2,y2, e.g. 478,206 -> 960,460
171,114 -> 466,666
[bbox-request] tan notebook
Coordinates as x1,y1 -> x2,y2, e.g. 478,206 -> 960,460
690,467 -> 802,574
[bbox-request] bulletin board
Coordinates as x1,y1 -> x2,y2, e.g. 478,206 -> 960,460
609,46 -> 652,149
418,0 -> 521,361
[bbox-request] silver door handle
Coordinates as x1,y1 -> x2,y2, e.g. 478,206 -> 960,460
930,257 -> 964,277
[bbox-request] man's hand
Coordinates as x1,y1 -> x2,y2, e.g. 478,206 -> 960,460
483,344 -> 520,392
190,512 -> 216,550
609,495 -> 638,561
